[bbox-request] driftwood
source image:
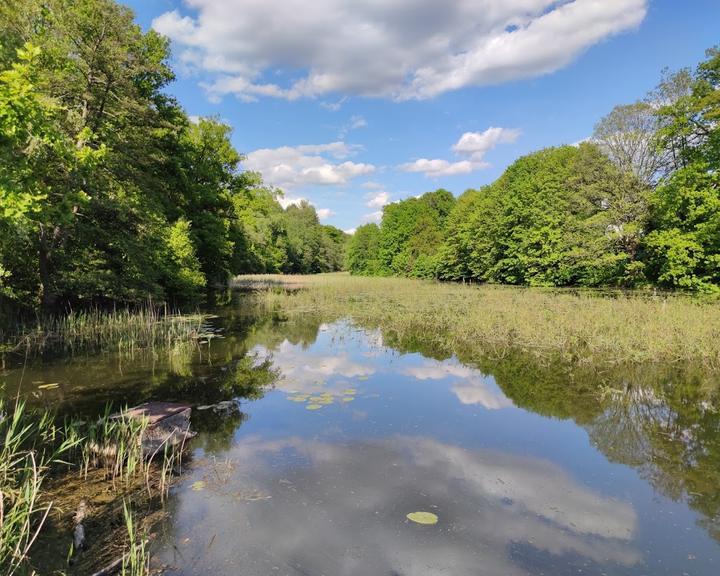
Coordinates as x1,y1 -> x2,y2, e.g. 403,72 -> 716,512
118,402 -> 195,456
73,499 -> 87,552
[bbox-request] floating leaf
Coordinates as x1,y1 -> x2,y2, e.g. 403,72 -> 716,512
358,376 -> 369,381
37,383 -> 60,390
287,396 -> 307,402
341,397 -> 354,403
407,511 -> 438,525
343,388 -> 357,394
191,481 -> 206,491
306,404 -> 323,410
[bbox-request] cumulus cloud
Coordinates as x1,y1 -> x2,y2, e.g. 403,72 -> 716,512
399,158 -> 479,178
366,191 -> 390,208
316,208 -> 334,220
243,142 -> 375,189
153,0 -> 647,102
452,127 -> 522,160
399,126 -> 520,178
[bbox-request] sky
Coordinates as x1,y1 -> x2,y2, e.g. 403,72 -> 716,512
122,0 -> 720,233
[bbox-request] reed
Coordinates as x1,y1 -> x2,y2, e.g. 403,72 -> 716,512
1,401 -> 185,573
1,306 -> 209,360
235,273 -> 720,369
0,400 -> 81,575
121,500 -> 149,576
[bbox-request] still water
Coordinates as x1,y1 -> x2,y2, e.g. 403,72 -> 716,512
4,296 -> 720,575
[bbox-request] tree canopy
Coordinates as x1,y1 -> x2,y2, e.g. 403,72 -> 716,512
0,0 -> 347,313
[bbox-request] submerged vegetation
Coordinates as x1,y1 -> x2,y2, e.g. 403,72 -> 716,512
0,400 -> 185,574
239,274 -> 720,369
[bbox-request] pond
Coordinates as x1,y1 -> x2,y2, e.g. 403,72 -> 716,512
3,293 -> 720,575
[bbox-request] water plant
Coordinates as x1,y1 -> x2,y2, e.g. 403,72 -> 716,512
0,306 -> 209,361
236,273 -> 720,369
0,400 -> 81,575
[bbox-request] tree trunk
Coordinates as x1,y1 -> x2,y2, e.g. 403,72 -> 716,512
38,229 -> 56,312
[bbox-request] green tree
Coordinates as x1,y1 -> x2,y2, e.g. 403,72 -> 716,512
643,47 -> 720,291
347,223 -> 382,275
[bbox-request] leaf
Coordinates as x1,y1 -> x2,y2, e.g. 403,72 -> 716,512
306,404 -> 323,410
37,383 -> 60,390
406,511 -> 438,525
191,480 -> 206,491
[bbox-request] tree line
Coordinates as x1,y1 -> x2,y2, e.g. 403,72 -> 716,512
348,46 -> 720,291
0,0 -> 347,314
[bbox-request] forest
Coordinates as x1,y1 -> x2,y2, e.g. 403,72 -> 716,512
1,0 -> 720,321
348,47 -> 720,291
0,0 -> 348,315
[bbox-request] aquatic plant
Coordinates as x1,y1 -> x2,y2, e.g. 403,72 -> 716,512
0,306 -> 209,361
237,273 -> 720,369
0,400 -> 80,575
121,500 -> 149,576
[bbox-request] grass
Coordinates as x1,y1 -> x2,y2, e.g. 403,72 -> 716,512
0,306 -> 211,363
234,273 -> 720,369
0,401 -> 185,574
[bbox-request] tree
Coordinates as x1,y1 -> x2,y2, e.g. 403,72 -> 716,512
643,47 -> 720,291
378,189 -> 455,278
592,102 -> 667,186
346,224 -> 382,275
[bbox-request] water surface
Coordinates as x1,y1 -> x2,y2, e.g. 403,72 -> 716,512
4,298 -> 720,575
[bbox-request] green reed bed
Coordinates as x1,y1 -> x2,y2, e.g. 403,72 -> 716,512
235,274 -> 720,369
1,307 -> 210,361
0,401 -> 184,575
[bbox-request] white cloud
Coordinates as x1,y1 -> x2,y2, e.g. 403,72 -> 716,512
339,115 -> 368,138
153,0 -> 647,102
366,191 -> 390,208
243,142 -> 375,189
316,208 -> 334,220
277,194 -> 307,209
452,127 -> 521,160
399,158 -> 479,178
344,227 -> 357,235
399,126 -> 519,178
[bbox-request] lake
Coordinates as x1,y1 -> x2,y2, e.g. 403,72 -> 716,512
4,292 -> 719,575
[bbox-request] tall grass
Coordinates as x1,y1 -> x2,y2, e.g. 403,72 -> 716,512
1,306 -> 209,360
121,501 -> 149,576
0,400 -> 80,575
1,402 -> 185,573
235,273 -> 720,369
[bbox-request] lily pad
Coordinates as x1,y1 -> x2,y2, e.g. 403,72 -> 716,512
287,396 -> 307,402
191,480 -> 206,491
306,404 -> 323,410
343,388 -> 357,394
341,397 -> 354,403
406,511 -> 438,525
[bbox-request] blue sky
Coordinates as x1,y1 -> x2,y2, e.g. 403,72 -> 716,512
123,0 -> 719,232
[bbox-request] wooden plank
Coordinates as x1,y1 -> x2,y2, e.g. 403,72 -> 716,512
117,402 -> 192,427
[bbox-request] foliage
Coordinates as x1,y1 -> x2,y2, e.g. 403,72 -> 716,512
353,46 -> 720,293
372,189 -> 454,278
0,0 -> 346,314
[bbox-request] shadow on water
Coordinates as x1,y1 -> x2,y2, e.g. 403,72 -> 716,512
3,291 -> 720,574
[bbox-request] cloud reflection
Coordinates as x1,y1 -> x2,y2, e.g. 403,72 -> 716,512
403,360 -> 514,410
158,436 -> 639,575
